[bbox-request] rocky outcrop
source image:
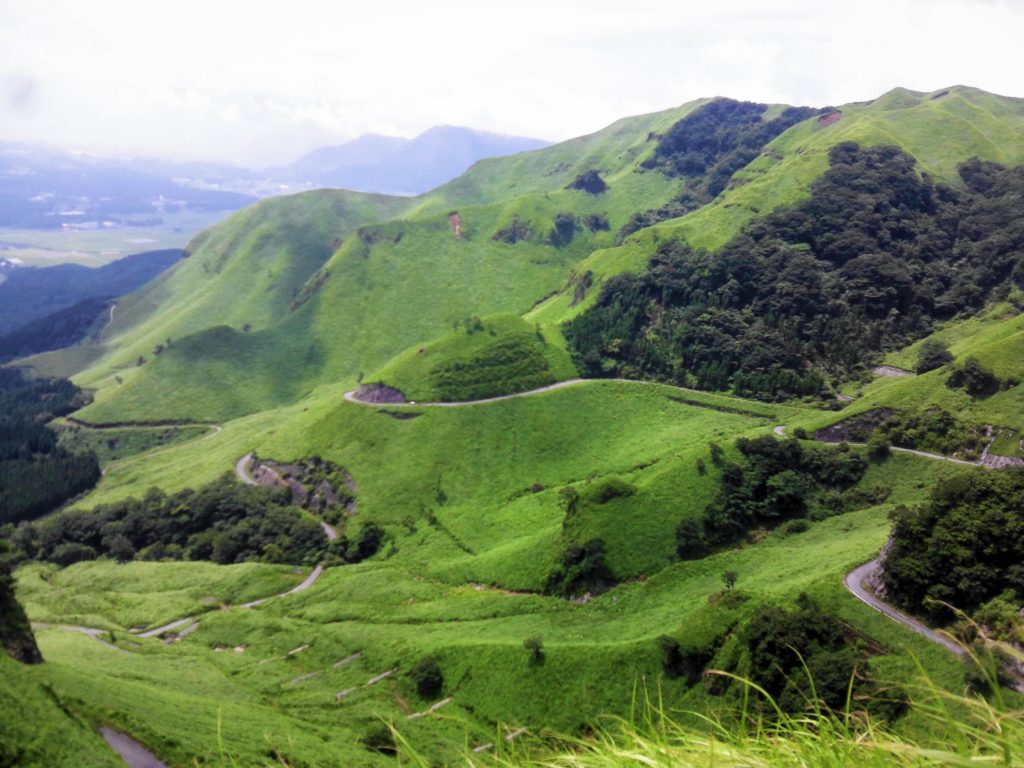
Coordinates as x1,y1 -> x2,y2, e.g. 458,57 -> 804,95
353,382 -> 407,404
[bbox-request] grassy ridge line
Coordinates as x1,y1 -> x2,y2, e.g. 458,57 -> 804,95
530,86 -> 1024,328
66,87 -> 1024,424
67,190 -> 413,392
65,101 -> 700,420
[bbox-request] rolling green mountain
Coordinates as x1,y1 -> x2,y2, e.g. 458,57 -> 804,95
5,85 -> 1024,767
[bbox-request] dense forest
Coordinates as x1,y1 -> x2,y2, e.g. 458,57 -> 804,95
884,469 -> 1024,626
619,99 -> 822,239
3,477 -> 325,567
568,144 -> 1024,400
1,474 -> 384,569
677,437 -> 882,558
0,370 -> 100,524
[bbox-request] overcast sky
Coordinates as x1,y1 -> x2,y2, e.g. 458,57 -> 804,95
1,0 -> 1022,166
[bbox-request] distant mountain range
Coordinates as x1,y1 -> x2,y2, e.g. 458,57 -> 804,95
0,127 -> 551,231
278,126 -> 552,195
0,248 -> 182,336
0,142 -> 254,230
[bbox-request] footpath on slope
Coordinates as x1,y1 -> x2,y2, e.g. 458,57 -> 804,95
343,378 -> 593,408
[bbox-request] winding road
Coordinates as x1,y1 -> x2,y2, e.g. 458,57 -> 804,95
343,378 -> 594,408
772,424 -> 984,467
233,453 -> 339,541
844,559 -> 965,656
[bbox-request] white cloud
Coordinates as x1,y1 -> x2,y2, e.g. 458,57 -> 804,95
0,0 -> 1021,164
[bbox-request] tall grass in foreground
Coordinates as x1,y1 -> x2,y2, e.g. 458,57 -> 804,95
386,661 -> 1023,768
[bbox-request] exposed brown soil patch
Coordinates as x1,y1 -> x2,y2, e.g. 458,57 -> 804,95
814,409 -> 895,443
818,110 -> 843,127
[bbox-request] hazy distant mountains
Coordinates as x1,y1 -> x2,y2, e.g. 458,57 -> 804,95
0,249 -> 183,336
0,128 -> 551,232
280,126 -> 552,195
0,142 -> 255,230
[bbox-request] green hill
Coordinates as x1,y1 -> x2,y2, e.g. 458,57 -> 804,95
6,86 -> 1024,767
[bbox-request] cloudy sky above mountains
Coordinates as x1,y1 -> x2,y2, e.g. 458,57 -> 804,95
2,0 -> 1022,165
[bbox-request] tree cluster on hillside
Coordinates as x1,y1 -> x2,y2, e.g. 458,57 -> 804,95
3,475 -> 326,567
543,538 -> 614,597
619,99 -> 821,240
739,594 -> 905,718
884,469 -> 1024,624
677,437 -> 874,558
569,144 -> 1024,401
0,370 -> 100,524
0,542 -> 42,664
816,406 -> 988,459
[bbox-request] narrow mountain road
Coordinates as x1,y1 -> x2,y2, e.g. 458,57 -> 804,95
343,378 -> 593,408
101,302 -> 117,341
100,727 -> 168,768
235,452 -> 258,485
235,452 -> 338,540
137,616 -> 195,639
344,377 -> 776,411
775,425 -> 983,467
844,559 -> 965,656
239,565 -> 325,608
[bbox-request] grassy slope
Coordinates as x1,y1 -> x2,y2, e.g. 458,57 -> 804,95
0,653 -> 120,767
529,86 -> 1024,328
66,102 -> 701,421
65,88 -> 1024,423
18,451 -> 967,766
13,87 -> 1024,766
367,313 -> 577,401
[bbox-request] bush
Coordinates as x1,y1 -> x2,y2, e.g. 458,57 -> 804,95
407,655 -> 444,699
544,539 -> 614,597
867,433 -> 891,459
916,340 -> 954,373
583,477 -> 636,504
547,213 -> 577,247
567,170 -> 606,194
50,542 -> 97,567
523,635 -> 544,662
946,358 -> 1000,397
675,518 -> 708,560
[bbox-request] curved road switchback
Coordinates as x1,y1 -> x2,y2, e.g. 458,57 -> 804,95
235,453 -> 338,541
844,559 -> 964,656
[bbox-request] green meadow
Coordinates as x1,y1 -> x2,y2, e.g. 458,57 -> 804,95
7,85 -> 1024,766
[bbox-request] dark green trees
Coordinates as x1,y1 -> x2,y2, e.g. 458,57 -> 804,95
567,144 -> 1024,401
884,469 -> 1024,622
